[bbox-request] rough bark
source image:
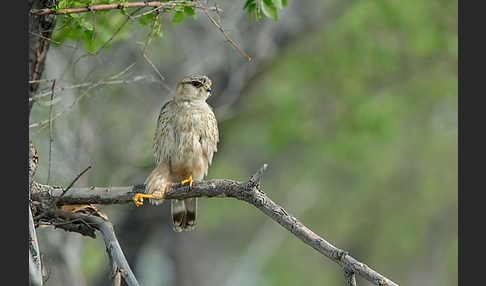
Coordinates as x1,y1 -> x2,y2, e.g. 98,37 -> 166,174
54,209 -> 140,286
29,0 -> 57,115
31,165 -> 399,286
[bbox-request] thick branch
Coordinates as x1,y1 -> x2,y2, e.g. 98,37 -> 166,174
29,207 -> 43,286
55,210 -> 140,286
29,0 -> 56,116
30,1 -> 222,16
31,166 -> 399,286
29,249 -> 43,286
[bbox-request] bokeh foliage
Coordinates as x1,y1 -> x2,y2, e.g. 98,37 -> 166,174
204,0 -> 457,285
51,0 -> 287,53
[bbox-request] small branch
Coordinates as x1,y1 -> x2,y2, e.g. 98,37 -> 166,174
31,165 -> 399,286
29,83 -> 99,129
55,210 -> 140,286
47,79 -> 56,185
35,166 -> 92,221
29,140 -> 39,196
30,1 -> 222,16
29,31 -> 77,49
344,269 -> 358,286
202,6 -> 252,61
29,76 -> 151,102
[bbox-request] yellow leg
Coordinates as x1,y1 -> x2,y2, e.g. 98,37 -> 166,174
132,193 -> 154,207
132,185 -> 168,207
181,174 -> 193,187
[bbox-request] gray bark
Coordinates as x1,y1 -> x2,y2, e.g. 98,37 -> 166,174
32,165 -> 399,286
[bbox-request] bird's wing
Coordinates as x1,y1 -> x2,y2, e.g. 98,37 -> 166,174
153,100 -> 175,164
200,107 -> 219,169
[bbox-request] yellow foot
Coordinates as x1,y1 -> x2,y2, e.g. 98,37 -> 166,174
132,193 -> 155,207
181,175 -> 193,187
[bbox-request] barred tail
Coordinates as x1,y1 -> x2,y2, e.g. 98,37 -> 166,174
145,167 -> 169,205
171,198 -> 197,232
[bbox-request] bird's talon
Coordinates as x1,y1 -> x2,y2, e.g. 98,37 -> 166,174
181,175 -> 193,187
132,193 -> 154,207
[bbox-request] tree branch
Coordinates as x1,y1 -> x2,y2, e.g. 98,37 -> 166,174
29,249 -> 43,286
29,1 -> 222,16
202,5 -> 252,61
31,165 -> 399,286
54,209 -> 140,286
29,207 -> 43,286
29,0 -> 57,116
29,140 -> 39,198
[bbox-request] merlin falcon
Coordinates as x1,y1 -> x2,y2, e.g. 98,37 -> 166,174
133,75 -> 219,232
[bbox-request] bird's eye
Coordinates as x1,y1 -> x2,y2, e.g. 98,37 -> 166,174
192,81 -> 202,87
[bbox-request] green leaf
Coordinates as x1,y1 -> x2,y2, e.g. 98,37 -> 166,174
138,13 -> 155,26
282,0 -> 287,7
244,0 -> 255,9
248,3 -> 257,21
184,6 -> 196,18
172,11 -> 184,25
261,0 -> 278,21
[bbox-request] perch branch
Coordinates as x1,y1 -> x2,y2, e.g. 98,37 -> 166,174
54,209 -> 140,286
30,1 -> 222,16
31,165 -> 399,286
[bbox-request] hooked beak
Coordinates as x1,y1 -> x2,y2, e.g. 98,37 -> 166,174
205,84 -> 212,94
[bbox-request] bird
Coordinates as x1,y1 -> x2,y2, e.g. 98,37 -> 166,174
132,74 -> 219,232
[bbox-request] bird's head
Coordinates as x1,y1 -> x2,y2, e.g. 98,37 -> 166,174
175,74 -> 212,101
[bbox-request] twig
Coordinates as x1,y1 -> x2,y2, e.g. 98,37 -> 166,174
109,63 -> 136,80
34,166 -> 92,221
47,79 -> 56,185
29,31 -> 77,49
54,166 -> 92,205
55,210 -> 140,286
29,84 -> 98,129
29,76 -> 150,102
91,7 -> 137,56
30,1 -> 222,16
31,165 -> 399,286
202,6 -> 252,61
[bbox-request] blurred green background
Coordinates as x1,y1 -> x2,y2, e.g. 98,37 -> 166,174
30,0 -> 457,285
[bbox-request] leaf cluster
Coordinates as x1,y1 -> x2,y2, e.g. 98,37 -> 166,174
244,0 -> 287,22
49,0 -> 288,53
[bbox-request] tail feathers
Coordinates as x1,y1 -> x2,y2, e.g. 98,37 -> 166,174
184,198 -> 197,230
171,198 -> 197,232
145,168 -> 170,205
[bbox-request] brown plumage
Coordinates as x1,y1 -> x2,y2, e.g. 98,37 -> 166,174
144,75 -> 219,232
